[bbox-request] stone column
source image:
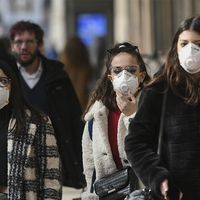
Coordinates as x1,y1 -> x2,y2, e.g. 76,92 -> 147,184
130,0 -> 155,55
48,0 -> 66,53
113,0 -> 130,42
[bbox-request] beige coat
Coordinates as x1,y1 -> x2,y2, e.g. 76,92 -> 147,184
81,101 -> 135,200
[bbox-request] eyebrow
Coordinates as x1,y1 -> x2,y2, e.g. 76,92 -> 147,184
179,39 -> 200,42
111,65 -> 139,68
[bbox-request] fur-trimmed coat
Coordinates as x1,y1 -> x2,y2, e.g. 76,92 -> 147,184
81,101 -> 135,200
7,110 -> 62,200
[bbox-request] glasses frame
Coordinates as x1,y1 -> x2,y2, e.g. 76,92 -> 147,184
107,45 -> 139,54
110,65 -> 141,76
0,77 -> 11,88
13,39 -> 37,48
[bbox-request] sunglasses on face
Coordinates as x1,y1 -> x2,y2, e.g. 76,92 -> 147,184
107,44 -> 139,54
110,65 -> 140,75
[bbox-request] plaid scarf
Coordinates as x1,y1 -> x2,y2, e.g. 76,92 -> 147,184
8,111 -> 62,200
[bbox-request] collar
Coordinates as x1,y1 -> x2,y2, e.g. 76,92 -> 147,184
17,61 -> 43,79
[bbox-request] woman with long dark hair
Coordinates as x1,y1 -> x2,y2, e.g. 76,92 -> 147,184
81,42 -> 150,199
125,16 -> 200,199
0,59 -> 62,200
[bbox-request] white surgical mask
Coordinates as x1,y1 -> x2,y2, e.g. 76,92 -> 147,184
112,70 -> 139,95
178,43 -> 200,74
0,87 -> 9,109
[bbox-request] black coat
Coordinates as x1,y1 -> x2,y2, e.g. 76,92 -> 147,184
15,55 -> 85,188
125,82 -> 200,200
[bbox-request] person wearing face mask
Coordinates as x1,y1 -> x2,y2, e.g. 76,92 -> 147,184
81,42 -> 150,199
0,59 -> 62,199
125,16 -> 200,200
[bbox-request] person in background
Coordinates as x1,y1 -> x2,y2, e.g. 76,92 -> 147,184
125,16 -> 200,200
9,20 -> 85,189
0,59 -> 62,200
59,36 -> 93,110
81,42 -> 150,199
0,37 -> 11,58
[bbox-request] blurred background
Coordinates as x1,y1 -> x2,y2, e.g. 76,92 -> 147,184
0,0 -> 199,83
0,0 -> 199,198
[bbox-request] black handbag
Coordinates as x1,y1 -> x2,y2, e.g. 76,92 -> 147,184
94,166 -> 138,200
128,91 -> 168,200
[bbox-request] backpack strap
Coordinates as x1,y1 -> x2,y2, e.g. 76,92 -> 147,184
88,119 -> 93,140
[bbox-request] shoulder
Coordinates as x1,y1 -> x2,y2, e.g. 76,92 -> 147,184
40,54 -> 67,77
139,81 -> 165,105
40,54 -> 64,68
143,81 -> 165,96
40,55 -> 73,86
133,81 -> 167,123
84,100 -> 108,121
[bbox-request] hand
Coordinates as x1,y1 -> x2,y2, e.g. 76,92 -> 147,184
116,91 -> 137,116
160,179 -> 183,200
160,179 -> 169,199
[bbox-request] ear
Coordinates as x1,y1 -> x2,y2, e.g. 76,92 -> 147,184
38,43 -> 44,54
139,71 -> 146,83
11,42 -> 15,52
107,74 -> 113,81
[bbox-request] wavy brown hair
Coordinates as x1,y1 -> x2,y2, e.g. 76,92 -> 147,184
83,42 -> 150,116
151,16 -> 200,106
10,20 -> 44,45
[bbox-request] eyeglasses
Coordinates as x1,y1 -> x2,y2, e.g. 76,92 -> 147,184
0,77 -> 11,88
13,39 -> 37,47
110,65 -> 140,75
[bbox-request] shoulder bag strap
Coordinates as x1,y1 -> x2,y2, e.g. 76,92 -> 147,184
157,89 -> 168,156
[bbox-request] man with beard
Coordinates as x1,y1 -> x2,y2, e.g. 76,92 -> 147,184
9,21 -> 86,190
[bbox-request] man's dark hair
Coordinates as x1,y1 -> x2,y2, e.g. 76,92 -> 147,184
9,20 -> 44,45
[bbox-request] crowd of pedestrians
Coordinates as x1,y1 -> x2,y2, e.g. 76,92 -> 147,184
0,15 -> 199,200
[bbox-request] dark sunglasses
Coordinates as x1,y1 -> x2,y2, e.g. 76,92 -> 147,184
110,65 -> 140,75
107,44 -> 139,54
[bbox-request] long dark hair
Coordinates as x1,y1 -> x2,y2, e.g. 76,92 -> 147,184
64,36 -> 91,68
151,16 -> 200,106
0,59 -> 42,133
84,42 -> 150,116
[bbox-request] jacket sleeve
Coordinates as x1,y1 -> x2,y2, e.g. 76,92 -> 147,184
121,112 -> 136,130
42,117 -> 62,199
125,86 -> 170,198
46,61 -> 85,187
81,121 -> 98,199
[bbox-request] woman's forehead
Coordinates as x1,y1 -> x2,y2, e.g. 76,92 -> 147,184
178,30 -> 200,41
111,52 -> 138,66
